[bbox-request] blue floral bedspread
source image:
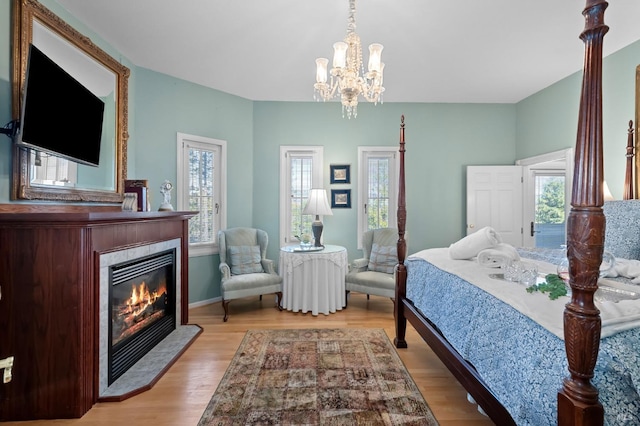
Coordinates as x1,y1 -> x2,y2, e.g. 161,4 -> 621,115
405,256 -> 640,426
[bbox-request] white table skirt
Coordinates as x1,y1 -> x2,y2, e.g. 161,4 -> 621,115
279,245 -> 347,316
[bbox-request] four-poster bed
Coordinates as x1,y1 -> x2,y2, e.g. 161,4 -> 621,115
393,1 -> 640,425
624,120 -> 635,200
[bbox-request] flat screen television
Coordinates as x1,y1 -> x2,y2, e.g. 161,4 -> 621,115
16,44 -> 105,167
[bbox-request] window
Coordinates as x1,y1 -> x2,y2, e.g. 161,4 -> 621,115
532,172 -> 566,248
518,148 -> 573,248
357,147 -> 399,248
30,151 -> 78,186
177,133 -> 226,257
279,146 -> 324,247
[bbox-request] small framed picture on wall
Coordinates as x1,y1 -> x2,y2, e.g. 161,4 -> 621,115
331,189 -> 351,208
330,164 -> 350,184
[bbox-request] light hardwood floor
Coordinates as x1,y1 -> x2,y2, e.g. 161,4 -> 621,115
7,294 -> 495,425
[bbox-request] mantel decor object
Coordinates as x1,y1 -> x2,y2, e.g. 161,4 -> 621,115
158,180 -> 174,211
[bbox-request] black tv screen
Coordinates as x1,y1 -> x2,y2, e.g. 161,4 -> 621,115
17,44 -> 105,167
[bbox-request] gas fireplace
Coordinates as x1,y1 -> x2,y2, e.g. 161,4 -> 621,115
108,249 -> 176,384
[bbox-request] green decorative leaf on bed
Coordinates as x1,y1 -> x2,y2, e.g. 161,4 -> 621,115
526,274 -> 568,300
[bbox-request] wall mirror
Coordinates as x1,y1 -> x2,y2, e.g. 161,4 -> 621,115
11,0 -> 129,203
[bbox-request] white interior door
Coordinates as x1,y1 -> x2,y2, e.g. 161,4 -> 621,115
466,165 -> 523,247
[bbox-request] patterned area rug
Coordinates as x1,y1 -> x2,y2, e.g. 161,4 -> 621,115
198,328 -> 438,425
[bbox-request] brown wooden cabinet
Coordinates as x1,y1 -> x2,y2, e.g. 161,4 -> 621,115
0,207 -> 196,421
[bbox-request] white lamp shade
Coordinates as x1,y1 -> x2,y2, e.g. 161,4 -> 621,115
603,181 -> 615,201
315,58 -> 328,84
332,42 -> 347,68
303,189 -> 333,216
367,43 -> 383,72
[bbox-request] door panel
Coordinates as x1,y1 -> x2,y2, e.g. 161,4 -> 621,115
467,165 -> 523,247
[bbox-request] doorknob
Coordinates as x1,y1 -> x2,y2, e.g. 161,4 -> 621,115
530,222 -> 537,237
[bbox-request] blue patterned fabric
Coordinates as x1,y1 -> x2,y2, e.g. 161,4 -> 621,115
603,200 -> 640,261
405,257 -> 640,425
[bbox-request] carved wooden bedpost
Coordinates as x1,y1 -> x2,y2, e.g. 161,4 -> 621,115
557,1 -> 608,425
394,115 -> 408,348
624,120 -> 635,199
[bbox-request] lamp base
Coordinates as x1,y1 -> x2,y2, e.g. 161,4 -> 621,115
311,218 -> 324,248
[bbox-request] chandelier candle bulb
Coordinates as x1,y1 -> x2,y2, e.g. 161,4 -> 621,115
315,58 -> 328,84
368,43 -> 383,72
333,42 -> 348,68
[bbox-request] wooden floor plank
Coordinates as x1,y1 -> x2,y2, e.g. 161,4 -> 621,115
5,293 -> 495,425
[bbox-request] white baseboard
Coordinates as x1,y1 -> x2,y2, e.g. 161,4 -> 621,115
188,297 -> 220,309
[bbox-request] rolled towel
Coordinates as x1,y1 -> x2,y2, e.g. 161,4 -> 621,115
477,243 -> 521,268
449,227 -> 502,260
601,258 -> 640,284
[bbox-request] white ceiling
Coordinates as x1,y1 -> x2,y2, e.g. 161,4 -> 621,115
56,0 -> 640,104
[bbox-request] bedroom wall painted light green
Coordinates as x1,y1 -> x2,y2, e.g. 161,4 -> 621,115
1,0 -> 640,304
253,101 -> 517,262
133,67 -> 254,303
516,38 -> 640,200
0,1 -> 11,200
133,67 -> 253,217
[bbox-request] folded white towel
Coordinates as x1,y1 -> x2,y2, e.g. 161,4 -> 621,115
601,258 -> 640,284
449,226 -> 502,260
477,243 -> 521,268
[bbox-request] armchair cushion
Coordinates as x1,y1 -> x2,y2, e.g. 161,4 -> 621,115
368,243 -> 397,274
229,245 -> 264,275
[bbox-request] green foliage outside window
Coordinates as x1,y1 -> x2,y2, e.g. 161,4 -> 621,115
188,148 -> 215,244
367,158 -> 390,230
536,178 -> 565,224
290,157 -> 313,240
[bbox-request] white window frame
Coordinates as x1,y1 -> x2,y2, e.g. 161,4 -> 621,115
517,148 -> 573,247
176,132 -> 227,257
357,146 -> 400,249
279,146 -> 324,247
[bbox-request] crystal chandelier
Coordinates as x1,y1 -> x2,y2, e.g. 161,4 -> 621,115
313,0 -> 385,119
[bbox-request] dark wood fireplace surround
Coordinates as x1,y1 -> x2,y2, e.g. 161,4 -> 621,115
0,205 -> 197,421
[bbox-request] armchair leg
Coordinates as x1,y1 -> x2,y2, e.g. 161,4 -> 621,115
275,292 -> 283,311
222,299 -> 230,322
345,290 -> 350,307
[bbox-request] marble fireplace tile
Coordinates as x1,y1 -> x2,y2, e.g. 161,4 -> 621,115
99,238 -> 181,395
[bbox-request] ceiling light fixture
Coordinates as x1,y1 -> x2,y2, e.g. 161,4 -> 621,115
313,0 -> 385,119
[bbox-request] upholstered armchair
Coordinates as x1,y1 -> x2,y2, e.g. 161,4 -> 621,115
345,228 -> 398,306
218,227 -> 283,321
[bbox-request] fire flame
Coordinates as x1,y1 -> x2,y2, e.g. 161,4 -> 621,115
126,281 -> 166,318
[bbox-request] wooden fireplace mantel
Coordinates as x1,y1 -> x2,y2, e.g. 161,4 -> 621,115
0,206 -> 197,421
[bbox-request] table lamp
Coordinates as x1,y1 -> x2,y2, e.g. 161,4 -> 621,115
303,189 -> 333,247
